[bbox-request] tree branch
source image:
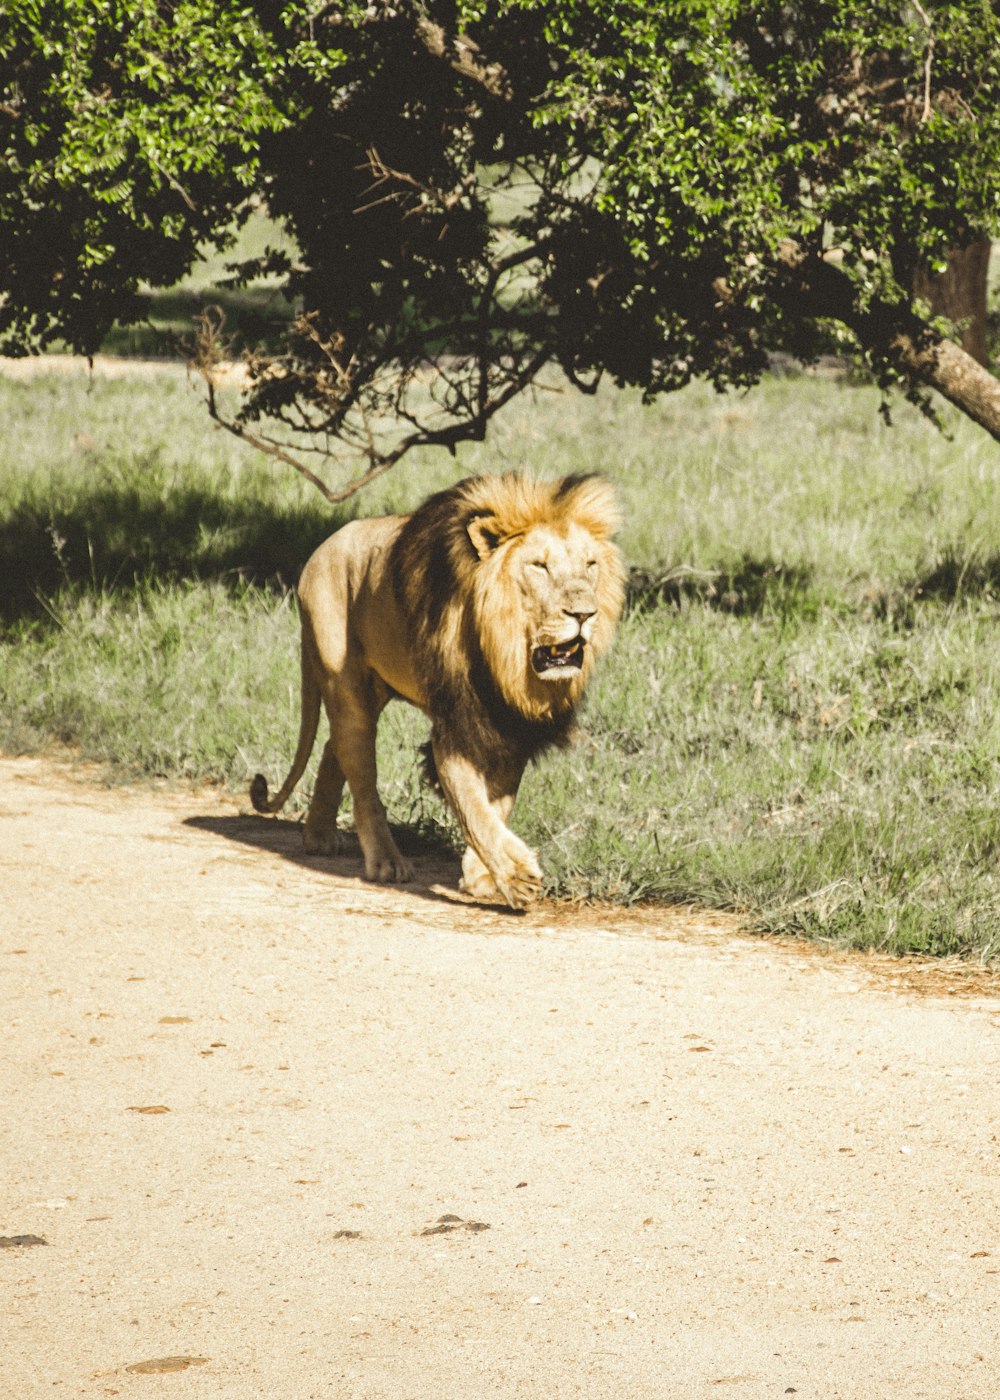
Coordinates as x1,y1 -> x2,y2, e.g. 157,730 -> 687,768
144,149 -> 198,212
203,374 -> 364,504
910,0 -> 935,121
185,294 -> 557,504
413,16 -> 512,100
775,242 -> 1000,443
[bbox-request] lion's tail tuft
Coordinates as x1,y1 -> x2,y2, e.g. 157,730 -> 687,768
250,773 -> 281,814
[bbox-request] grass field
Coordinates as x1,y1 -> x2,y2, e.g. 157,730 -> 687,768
3,360 -> 1000,959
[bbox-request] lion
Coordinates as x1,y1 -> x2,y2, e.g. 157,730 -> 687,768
250,472 -> 625,909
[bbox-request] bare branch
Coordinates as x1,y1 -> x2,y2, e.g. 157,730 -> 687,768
910,0 -> 935,122
477,242 -> 549,421
187,308 -> 356,503
183,297 -> 558,505
358,147 -> 471,218
204,378 -> 355,503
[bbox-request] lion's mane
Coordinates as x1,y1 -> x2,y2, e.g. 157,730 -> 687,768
389,473 -> 625,776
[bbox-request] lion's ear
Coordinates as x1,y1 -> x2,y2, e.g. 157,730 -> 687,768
467,515 -> 503,560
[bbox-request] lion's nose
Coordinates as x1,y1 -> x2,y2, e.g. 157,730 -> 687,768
565,605 -> 596,627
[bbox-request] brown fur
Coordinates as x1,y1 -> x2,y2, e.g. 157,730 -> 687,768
252,472 -> 624,909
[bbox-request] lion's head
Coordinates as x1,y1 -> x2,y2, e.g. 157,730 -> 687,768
392,473 -> 625,732
462,474 -> 625,722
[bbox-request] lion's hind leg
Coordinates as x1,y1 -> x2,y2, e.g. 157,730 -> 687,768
302,740 -> 347,856
322,680 -> 414,885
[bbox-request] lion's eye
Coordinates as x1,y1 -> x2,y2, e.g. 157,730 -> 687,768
587,559 -> 599,574
527,560 -> 549,573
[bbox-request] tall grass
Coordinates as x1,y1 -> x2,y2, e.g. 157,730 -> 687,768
3,361 -> 1000,958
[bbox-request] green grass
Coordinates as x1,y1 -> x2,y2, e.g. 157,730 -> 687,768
3,361 -> 1000,959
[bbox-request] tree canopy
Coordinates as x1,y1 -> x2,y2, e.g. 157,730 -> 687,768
3,2 -> 1000,496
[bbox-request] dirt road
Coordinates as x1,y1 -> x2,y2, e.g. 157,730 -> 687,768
3,755 -> 1000,1399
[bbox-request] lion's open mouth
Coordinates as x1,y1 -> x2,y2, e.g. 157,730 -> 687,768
531,639 -> 585,675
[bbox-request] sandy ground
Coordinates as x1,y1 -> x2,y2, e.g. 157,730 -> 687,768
3,755 -> 1000,1399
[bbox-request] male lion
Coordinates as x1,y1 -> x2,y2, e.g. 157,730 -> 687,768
251,472 -> 625,909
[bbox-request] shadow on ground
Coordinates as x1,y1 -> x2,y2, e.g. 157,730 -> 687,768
183,811 -> 520,916
627,555 -> 819,618
0,485 -> 346,623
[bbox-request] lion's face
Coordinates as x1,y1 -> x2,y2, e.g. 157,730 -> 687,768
514,522 -> 602,682
466,498 -> 625,722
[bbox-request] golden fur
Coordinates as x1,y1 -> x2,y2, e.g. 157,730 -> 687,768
251,472 -> 625,908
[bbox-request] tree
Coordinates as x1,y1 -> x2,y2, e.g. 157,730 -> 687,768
3,2 -> 1000,501
0,1 -> 285,353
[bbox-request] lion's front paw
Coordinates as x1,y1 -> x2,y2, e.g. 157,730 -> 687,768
480,836 -> 542,911
501,864 -> 542,910
459,847 -> 504,905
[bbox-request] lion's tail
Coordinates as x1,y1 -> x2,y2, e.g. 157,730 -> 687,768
250,646 -> 323,816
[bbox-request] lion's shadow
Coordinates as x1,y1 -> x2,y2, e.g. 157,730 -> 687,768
183,811 -> 521,914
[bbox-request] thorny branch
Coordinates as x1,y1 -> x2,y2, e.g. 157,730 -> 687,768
186,299 -> 556,504
357,147 -> 470,217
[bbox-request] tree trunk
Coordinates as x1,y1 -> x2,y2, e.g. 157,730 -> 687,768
912,242 -> 992,367
887,327 -> 1000,437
